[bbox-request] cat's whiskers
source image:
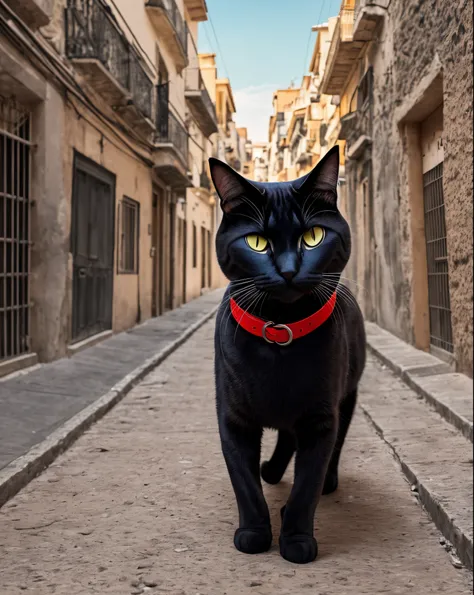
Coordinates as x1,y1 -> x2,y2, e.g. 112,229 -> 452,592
218,286 -> 260,359
238,196 -> 265,226
221,286 -> 259,348
228,278 -> 255,289
233,289 -> 266,344
321,279 -> 361,313
321,273 -> 368,295
303,208 -> 337,225
312,284 -> 345,331
237,212 -> 266,229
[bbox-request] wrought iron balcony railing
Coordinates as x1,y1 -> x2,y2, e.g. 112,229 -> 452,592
184,67 -> 218,136
66,0 -> 154,121
156,83 -> 188,164
145,0 -> 188,58
129,51 -> 153,121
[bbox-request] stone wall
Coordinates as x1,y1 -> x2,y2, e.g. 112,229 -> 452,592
365,0 -> 472,375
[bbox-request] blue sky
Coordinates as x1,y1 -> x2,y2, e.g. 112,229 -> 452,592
198,0 -> 342,142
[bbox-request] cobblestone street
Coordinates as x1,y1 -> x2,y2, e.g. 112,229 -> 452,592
0,318 -> 471,595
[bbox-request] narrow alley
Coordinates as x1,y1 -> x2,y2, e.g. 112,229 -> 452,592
0,315 -> 471,595
0,0 -> 472,593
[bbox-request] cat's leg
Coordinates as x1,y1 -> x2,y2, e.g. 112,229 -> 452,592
323,389 -> 357,495
261,430 -> 296,484
219,413 -> 272,554
279,413 -> 337,564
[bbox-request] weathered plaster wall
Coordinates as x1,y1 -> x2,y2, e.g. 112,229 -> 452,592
30,83 -> 70,362
185,190 -> 213,302
63,104 -> 154,336
368,0 -> 473,375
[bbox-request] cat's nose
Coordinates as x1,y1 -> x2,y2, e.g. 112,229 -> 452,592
276,253 -> 299,282
281,270 -> 296,281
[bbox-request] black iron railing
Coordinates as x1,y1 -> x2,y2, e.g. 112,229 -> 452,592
156,83 -> 188,163
66,0 -> 154,120
146,0 -> 188,55
129,50 -> 153,120
185,67 -> 217,122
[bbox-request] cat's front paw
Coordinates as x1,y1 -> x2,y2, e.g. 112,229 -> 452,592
279,534 -> 318,564
234,527 -> 272,554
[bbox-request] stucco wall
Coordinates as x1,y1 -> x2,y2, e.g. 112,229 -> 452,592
367,0 -> 473,375
185,190 -> 213,301
63,105 -> 154,336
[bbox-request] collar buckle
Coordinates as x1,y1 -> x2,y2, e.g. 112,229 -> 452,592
262,322 -> 294,346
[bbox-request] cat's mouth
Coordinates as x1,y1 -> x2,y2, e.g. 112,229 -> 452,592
269,284 -> 307,304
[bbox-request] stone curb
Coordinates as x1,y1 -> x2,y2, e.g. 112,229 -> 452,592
365,327 -> 473,443
360,405 -> 473,571
0,304 -> 220,510
402,372 -> 473,443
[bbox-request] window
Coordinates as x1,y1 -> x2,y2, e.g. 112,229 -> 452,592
119,197 -> 139,273
192,223 -> 197,268
0,94 -> 31,360
423,163 -> 453,353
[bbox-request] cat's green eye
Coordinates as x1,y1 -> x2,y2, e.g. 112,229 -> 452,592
302,226 -> 325,249
246,234 -> 268,253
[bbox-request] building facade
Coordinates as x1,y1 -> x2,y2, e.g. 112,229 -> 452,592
0,0 -> 234,377
319,0 -> 473,376
275,0 -> 472,376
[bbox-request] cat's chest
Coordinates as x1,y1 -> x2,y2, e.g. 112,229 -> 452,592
219,330 -> 346,427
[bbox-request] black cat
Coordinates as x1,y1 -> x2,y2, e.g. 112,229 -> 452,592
210,146 -> 366,565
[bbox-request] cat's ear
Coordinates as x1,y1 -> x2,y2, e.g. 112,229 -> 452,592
292,145 -> 340,204
209,158 -> 264,215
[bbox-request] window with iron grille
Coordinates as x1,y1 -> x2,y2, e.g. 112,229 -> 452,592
119,197 -> 139,274
423,163 -> 453,353
0,95 -> 31,361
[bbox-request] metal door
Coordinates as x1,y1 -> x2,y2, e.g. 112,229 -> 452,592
71,154 -> 115,343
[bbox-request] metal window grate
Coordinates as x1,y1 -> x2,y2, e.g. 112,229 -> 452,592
423,163 -> 453,353
0,95 -> 31,361
119,197 -> 139,274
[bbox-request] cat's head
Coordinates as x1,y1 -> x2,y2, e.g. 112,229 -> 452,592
209,146 -> 351,304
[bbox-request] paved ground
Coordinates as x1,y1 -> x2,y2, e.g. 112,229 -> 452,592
0,291 -> 223,472
0,318 -> 471,595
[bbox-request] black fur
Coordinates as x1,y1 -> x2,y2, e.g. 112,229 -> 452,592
210,146 -> 366,564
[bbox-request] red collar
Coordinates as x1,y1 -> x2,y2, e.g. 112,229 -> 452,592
230,292 -> 337,346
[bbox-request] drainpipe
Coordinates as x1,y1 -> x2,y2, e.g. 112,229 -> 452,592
169,194 -> 176,310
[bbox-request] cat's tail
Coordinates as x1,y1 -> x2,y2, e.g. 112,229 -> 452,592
261,430 -> 295,484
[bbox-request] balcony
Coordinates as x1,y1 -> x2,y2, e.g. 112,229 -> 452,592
320,7 -> 365,95
154,83 -> 190,189
66,0 -> 154,130
353,0 -> 388,42
185,68 -> 218,137
4,0 -> 53,30
338,67 -> 373,160
145,0 -> 188,73
183,0 -> 207,21
199,170 -> 211,191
